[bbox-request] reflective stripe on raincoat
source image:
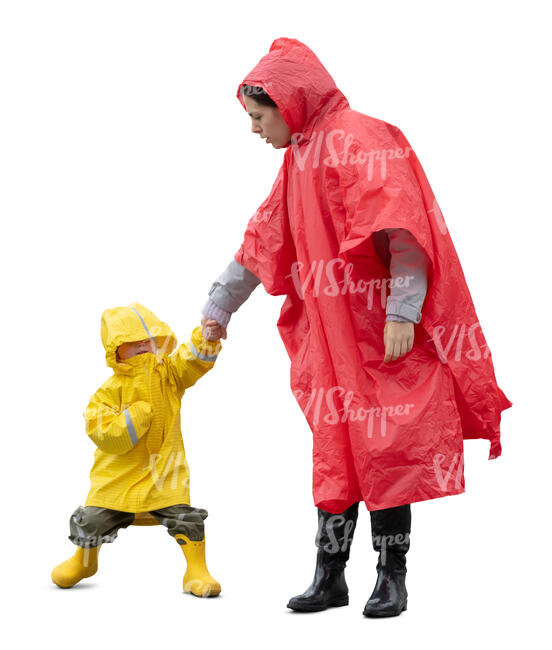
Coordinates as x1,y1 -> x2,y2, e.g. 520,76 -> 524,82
84,302 -> 221,513
234,38 -> 512,513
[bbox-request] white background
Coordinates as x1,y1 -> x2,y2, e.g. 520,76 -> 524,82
1,0 -> 549,647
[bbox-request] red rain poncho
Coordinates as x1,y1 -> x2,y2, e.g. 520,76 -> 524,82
234,38 -> 512,512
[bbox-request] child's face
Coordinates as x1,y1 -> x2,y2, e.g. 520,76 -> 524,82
117,338 -> 156,360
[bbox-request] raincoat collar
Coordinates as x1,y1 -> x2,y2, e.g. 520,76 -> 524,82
114,350 -> 165,375
236,37 -> 350,146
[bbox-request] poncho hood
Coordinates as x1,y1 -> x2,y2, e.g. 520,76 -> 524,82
236,37 -> 350,143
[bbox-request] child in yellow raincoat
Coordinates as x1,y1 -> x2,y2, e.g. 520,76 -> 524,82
51,302 -> 225,597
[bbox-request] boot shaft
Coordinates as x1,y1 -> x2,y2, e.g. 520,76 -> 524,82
314,502 -> 359,569
370,504 -> 411,553
370,503 -> 411,574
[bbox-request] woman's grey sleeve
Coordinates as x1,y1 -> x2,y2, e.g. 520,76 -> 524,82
384,228 -> 429,324
201,259 -> 261,328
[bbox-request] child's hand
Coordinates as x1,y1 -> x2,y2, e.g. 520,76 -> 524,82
383,321 -> 414,363
201,316 -> 227,341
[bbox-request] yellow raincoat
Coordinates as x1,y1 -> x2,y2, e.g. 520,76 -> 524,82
83,303 -> 221,513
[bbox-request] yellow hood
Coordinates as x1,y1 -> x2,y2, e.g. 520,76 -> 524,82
101,302 -> 177,369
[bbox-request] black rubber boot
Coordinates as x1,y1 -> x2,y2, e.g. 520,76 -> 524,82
287,502 -> 359,612
363,503 -> 411,618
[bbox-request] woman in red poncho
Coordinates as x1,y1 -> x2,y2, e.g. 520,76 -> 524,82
201,37 -> 512,617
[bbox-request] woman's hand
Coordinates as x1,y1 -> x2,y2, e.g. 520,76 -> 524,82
201,316 -> 227,341
383,321 -> 414,363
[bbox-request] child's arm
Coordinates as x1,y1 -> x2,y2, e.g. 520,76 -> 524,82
168,325 -> 222,396
83,378 -> 152,455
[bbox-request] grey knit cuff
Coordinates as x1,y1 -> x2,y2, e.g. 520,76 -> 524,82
385,300 -> 422,324
386,313 -> 416,323
201,298 -> 232,328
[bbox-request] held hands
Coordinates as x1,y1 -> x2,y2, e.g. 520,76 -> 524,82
383,321 -> 414,363
201,316 -> 227,341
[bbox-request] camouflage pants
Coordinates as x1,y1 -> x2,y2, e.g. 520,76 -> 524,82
68,504 -> 208,548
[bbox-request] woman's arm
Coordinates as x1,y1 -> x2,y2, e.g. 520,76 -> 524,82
203,232 -> 428,327
201,259 -> 261,328
383,228 -> 429,324
380,227 -> 429,361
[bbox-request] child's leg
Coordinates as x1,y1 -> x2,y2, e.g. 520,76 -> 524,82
150,504 -> 221,597
51,506 -> 134,588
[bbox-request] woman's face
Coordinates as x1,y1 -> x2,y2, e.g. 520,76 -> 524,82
243,94 -> 292,149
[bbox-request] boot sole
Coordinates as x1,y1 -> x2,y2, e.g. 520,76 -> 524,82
363,601 -> 407,617
184,585 -> 222,598
287,595 -> 349,612
51,568 -> 97,589
52,580 -> 75,589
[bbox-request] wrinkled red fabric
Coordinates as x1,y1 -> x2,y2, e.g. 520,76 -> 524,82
234,38 -> 512,512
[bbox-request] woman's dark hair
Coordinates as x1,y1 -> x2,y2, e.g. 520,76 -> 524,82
240,84 -> 277,108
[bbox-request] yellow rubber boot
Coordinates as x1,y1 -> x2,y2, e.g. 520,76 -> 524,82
176,534 -> 221,597
51,546 -> 100,588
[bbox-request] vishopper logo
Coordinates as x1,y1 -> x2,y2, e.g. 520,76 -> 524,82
433,452 -> 464,492
429,322 -> 490,363
290,128 -> 412,178
316,513 -> 356,553
143,452 -> 190,492
251,207 -> 273,224
428,198 -> 447,236
284,258 -> 414,304
294,385 -> 415,439
372,532 -> 410,568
